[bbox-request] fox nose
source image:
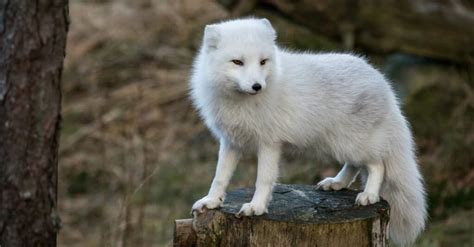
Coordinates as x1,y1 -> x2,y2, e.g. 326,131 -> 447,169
252,83 -> 262,91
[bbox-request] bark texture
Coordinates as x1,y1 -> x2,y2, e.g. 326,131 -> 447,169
174,219 -> 197,247
175,184 -> 390,247
0,0 -> 69,246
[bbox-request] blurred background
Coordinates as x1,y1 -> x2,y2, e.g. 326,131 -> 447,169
59,0 -> 473,246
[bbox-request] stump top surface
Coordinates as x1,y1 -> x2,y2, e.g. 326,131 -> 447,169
220,184 -> 389,224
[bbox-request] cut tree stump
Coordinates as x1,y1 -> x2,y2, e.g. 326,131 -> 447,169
175,184 -> 390,247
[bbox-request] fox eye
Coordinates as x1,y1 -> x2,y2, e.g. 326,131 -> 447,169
260,59 -> 268,65
231,59 -> 244,66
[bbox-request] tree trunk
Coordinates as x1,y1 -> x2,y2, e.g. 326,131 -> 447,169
175,184 -> 390,247
0,0 -> 69,246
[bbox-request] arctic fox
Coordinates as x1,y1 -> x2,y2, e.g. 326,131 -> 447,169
190,18 -> 426,246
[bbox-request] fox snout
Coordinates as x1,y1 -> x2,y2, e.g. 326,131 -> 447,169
241,80 -> 265,95
252,83 -> 262,92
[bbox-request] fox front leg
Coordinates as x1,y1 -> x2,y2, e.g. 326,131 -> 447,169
237,143 -> 281,217
192,139 -> 241,215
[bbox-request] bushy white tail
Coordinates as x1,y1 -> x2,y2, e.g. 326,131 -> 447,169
382,130 -> 427,246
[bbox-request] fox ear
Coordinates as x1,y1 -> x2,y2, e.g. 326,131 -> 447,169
204,24 -> 219,50
261,18 -> 276,41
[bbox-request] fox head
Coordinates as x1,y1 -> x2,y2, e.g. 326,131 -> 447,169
200,18 -> 278,96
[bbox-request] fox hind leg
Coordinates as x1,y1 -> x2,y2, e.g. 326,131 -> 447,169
317,163 -> 359,191
355,161 -> 384,206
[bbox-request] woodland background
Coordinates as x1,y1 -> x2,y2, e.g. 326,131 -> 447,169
59,0 -> 473,246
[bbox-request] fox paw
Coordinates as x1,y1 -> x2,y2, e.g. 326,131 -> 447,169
191,196 -> 224,215
355,192 -> 380,206
316,177 -> 345,191
236,202 -> 268,217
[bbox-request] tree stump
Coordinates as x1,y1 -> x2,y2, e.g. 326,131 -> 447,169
175,184 -> 390,247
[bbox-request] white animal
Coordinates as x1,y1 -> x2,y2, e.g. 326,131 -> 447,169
189,18 -> 427,246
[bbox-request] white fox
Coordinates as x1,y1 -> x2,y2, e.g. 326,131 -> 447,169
189,18 -> 427,246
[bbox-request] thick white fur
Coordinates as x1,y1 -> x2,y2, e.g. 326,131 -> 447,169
190,18 -> 427,246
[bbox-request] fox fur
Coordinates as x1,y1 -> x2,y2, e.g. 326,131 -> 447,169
189,18 -> 427,246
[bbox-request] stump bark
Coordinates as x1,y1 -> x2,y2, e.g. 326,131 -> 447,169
175,184 -> 390,247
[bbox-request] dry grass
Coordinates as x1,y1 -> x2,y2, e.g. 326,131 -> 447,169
59,1 -> 473,246
60,1 -> 228,246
